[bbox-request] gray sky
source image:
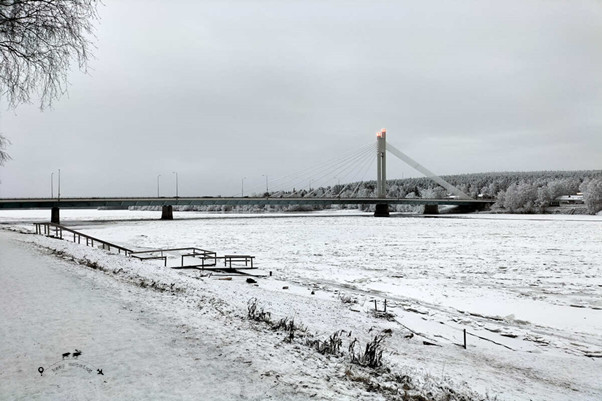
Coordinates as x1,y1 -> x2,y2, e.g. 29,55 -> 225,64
1,0 -> 601,198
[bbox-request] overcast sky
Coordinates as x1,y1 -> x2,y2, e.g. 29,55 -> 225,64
1,0 -> 601,198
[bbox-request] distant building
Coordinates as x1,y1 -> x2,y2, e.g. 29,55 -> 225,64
550,194 -> 584,206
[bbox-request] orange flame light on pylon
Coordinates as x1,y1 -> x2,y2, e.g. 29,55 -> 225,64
376,128 -> 386,138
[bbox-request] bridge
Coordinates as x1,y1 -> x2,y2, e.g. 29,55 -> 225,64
0,129 -> 495,222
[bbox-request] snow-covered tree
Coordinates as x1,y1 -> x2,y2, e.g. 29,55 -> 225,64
420,188 -> 437,199
547,180 -> 567,200
580,178 -> 602,214
535,186 -> 551,211
0,135 -> 10,167
494,190 -> 506,209
502,182 -> 537,213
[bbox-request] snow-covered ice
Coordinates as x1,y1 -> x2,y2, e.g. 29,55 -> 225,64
1,210 -> 601,400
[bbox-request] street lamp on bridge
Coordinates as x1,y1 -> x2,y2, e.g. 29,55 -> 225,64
241,177 -> 247,197
157,175 -> 161,197
173,172 -> 179,197
51,172 -> 54,198
262,174 -> 268,194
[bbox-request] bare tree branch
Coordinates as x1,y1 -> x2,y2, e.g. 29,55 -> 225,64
0,0 -> 100,110
0,134 -> 11,166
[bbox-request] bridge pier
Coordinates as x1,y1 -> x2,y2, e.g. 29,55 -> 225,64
374,204 -> 390,217
424,204 -> 439,214
454,203 -> 488,213
51,207 -> 60,224
161,205 -> 173,220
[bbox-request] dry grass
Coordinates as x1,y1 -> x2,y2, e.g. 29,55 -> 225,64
306,330 -> 345,355
349,332 -> 389,368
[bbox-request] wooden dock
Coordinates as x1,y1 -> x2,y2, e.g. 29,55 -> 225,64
33,222 -> 260,275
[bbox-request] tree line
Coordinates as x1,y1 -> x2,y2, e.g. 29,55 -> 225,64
148,170 -> 601,215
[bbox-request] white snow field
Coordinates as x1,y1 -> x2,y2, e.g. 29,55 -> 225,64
1,210 -> 601,400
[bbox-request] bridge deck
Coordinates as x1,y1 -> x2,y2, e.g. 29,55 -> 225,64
0,196 -> 494,209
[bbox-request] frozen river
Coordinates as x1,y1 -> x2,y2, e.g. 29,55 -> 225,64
28,211 -> 601,328
3,209 -> 602,335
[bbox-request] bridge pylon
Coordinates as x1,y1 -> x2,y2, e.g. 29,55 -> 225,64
374,128 -> 390,217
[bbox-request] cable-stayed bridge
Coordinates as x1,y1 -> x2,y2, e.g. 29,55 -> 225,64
0,129 -> 494,222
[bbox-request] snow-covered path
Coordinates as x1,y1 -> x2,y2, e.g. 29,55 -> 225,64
0,230 -> 306,400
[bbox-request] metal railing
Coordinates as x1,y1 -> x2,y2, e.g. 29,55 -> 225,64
33,223 -> 134,255
130,247 -> 217,267
32,223 -> 257,271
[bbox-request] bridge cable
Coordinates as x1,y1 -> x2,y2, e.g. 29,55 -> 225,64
386,143 -> 472,199
317,146 -> 376,197
338,145 -> 379,196
286,142 -> 375,193
316,147 -> 376,197
274,144 -> 373,196
348,152 -> 377,198
237,142 -> 375,196
334,147 -> 377,197
255,142 -> 376,196
302,145 -> 376,197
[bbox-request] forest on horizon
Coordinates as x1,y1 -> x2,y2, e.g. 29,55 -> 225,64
133,169 -> 602,215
